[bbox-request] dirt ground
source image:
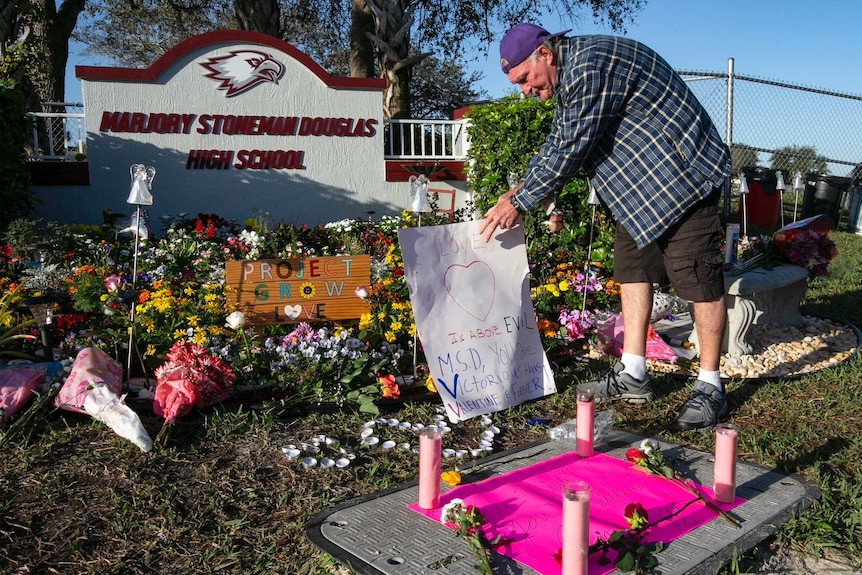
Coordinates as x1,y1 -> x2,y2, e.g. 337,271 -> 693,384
752,545 -> 860,574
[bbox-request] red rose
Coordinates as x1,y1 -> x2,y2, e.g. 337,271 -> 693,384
625,448 -> 645,463
624,502 -> 649,523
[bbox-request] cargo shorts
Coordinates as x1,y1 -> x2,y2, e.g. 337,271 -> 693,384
613,189 -> 725,302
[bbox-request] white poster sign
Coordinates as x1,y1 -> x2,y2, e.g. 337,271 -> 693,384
398,221 -> 557,422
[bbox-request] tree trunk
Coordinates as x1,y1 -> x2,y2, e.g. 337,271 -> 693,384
364,0 -> 429,119
348,0 -> 374,78
21,0 -> 84,155
27,0 -> 84,106
381,54 -> 412,119
234,0 -> 282,38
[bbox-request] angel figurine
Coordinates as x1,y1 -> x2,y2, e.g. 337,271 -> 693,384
409,174 -> 432,213
126,164 -> 156,205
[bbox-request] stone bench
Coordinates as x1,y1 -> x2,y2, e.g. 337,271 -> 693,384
691,264 -> 809,356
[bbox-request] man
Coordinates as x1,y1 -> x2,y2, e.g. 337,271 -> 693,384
479,23 -> 731,431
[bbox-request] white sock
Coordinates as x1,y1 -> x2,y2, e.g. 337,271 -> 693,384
698,369 -> 723,391
620,352 -> 647,381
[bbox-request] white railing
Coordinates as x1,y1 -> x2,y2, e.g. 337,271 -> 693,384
26,103 -> 86,161
383,118 -> 470,160
25,106 -> 471,162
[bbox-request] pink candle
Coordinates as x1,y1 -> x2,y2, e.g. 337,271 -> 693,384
713,423 -> 738,504
576,389 -> 594,457
418,428 -> 443,509
562,481 -> 590,575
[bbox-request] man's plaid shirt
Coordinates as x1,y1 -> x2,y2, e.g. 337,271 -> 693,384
516,35 -> 731,248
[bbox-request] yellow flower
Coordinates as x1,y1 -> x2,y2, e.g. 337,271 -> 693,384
299,281 -> 316,299
441,470 -> 462,487
384,331 -> 396,343
100,294 -> 109,301
187,315 -> 199,326
559,280 -> 569,292
145,344 -> 156,357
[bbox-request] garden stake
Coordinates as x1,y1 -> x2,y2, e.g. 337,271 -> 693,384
738,171 -> 749,238
408,174 -> 432,376
776,170 -> 786,227
582,184 -> 601,312
793,171 -> 804,222
125,164 -> 156,389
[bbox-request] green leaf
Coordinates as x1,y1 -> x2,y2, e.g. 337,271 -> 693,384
615,550 -> 636,573
358,401 -> 379,415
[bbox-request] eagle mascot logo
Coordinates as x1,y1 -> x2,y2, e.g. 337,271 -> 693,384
200,50 -> 285,97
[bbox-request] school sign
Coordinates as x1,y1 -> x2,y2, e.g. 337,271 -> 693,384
33,30 -> 464,227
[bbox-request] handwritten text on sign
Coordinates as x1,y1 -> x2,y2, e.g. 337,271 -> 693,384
398,222 -> 556,422
224,256 -> 370,326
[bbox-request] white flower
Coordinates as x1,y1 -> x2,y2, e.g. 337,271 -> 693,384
355,285 -> 369,299
639,438 -> 660,454
225,310 -> 246,330
440,498 -> 465,524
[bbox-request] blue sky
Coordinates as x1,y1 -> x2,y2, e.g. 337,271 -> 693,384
65,0 -> 862,103
470,0 -> 862,100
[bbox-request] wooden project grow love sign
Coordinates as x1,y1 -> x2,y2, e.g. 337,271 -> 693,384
224,256 -> 371,326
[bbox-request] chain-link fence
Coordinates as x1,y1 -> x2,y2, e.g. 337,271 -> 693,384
681,62 -> 862,228
682,63 -> 862,177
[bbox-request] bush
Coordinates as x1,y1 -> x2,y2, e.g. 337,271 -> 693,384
464,96 -> 618,331
0,88 -> 34,234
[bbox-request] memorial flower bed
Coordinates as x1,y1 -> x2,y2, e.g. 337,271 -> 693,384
0,207 -> 621,421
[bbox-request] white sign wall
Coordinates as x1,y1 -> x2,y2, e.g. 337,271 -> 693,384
39,30 -> 426,227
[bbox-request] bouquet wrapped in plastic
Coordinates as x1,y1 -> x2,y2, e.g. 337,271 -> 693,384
772,215 -> 837,276
153,341 -> 234,426
54,347 -> 152,452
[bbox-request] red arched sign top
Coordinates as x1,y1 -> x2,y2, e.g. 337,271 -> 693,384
75,29 -> 385,91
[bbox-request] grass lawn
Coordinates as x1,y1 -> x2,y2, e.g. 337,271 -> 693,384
1,228 -> 860,575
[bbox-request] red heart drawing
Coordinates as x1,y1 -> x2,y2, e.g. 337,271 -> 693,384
444,261 -> 495,321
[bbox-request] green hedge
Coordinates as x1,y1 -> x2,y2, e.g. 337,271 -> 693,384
0,88 -> 34,233
464,95 -> 615,269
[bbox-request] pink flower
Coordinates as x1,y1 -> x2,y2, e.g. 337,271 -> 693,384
103,274 -> 122,292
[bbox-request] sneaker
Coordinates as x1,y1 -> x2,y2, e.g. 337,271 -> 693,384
676,381 -> 729,431
577,363 -> 654,404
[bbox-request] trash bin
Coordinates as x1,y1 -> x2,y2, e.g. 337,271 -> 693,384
740,167 -> 781,227
801,174 -> 852,226
847,185 -> 862,235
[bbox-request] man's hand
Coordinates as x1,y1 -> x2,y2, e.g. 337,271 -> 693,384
478,189 -> 522,242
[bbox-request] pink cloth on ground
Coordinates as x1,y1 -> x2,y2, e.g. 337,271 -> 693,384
0,366 -> 46,420
409,452 -> 742,575
597,314 -> 678,363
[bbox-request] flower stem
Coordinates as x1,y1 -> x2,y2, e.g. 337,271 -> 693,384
672,478 -> 740,528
